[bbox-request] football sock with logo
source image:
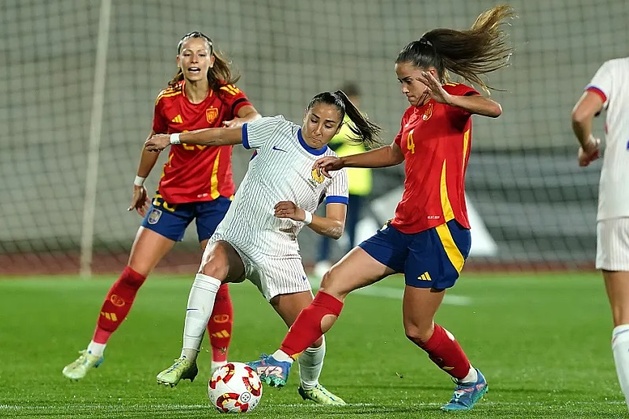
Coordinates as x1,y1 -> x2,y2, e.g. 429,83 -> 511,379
612,324 -> 629,408
180,273 -> 221,362
207,283 -> 233,364
418,323 -> 472,381
297,338 -> 326,390
279,291 -> 343,358
92,266 -> 147,345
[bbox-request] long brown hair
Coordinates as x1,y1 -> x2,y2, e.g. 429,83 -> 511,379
307,91 -> 382,149
167,31 -> 240,91
396,5 -> 515,92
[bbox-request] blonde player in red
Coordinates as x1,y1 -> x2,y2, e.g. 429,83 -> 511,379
572,56 -> 629,411
249,5 -> 514,412
62,31 -> 260,380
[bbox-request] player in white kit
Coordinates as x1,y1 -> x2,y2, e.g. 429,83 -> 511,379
145,90 -> 381,404
572,57 -> 629,410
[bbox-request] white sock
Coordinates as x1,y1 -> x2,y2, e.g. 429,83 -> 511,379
87,341 -> 106,357
612,324 -> 629,408
272,349 -> 295,363
211,360 -> 228,375
180,273 -> 221,363
297,338 -> 326,390
459,366 -> 478,384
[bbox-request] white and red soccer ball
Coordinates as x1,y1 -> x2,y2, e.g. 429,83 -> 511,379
208,362 -> 263,413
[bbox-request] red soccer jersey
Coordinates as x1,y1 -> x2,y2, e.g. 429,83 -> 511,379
152,81 -> 252,204
391,83 -> 478,234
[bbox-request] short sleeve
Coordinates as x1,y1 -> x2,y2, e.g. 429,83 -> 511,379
445,83 -> 479,119
394,109 -> 411,147
586,61 -> 613,108
218,84 -> 253,119
241,116 -> 287,150
323,169 -> 349,205
152,95 -> 168,134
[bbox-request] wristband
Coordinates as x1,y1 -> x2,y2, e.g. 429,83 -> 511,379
303,210 -> 313,225
133,175 -> 146,187
170,133 -> 181,145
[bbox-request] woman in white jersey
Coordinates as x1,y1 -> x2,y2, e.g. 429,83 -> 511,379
572,57 -> 629,411
145,91 -> 381,404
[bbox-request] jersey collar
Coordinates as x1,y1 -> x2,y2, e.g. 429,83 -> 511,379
297,128 -> 328,156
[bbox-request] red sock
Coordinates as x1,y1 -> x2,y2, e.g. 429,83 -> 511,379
418,323 -> 471,380
207,283 -> 233,363
92,266 -> 146,344
280,291 -> 343,358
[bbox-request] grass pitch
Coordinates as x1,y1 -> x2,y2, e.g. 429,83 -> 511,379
0,272 -> 625,418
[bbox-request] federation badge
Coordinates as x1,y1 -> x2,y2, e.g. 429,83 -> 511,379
311,168 -> 325,184
423,102 -> 433,121
147,208 -> 162,225
206,107 -> 219,124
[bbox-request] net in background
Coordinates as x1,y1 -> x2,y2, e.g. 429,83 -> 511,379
0,0 -> 626,273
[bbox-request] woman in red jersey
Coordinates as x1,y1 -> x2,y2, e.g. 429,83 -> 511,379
62,31 -> 260,381
248,5 -> 514,412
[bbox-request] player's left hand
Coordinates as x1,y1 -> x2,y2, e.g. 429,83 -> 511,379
274,201 -> 302,221
417,71 -> 452,104
578,135 -> 601,167
145,134 -> 170,152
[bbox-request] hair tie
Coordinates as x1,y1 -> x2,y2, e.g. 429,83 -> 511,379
418,37 -> 433,48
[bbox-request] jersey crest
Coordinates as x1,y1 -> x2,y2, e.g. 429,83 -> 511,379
310,168 -> 325,186
206,107 -> 219,124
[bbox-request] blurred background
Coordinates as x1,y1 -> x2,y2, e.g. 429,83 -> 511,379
1,0 -> 626,275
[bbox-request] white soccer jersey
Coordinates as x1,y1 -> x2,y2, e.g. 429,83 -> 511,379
214,116 -> 349,257
586,57 -> 629,220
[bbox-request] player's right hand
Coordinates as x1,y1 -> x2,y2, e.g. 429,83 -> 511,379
578,136 -> 600,167
313,156 -> 343,178
128,185 -> 149,216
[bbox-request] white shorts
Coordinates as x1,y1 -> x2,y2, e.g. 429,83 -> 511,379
207,234 -> 312,301
596,218 -> 629,271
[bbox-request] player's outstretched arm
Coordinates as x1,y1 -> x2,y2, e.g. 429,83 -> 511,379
274,201 -> 345,240
144,127 -> 243,151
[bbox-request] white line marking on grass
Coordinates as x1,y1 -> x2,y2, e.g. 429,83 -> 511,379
308,277 -> 471,306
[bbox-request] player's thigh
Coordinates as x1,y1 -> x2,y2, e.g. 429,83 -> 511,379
195,197 -> 231,241
603,271 -> 629,326
270,290 -> 314,328
319,246 -> 394,299
127,227 -> 176,276
200,239 -> 245,282
402,286 -> 446,341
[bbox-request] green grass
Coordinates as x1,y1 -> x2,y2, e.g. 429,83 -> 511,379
0,272 -> 626,418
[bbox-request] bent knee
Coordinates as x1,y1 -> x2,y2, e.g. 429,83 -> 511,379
404,323 -> 434,345
319,268 -> 349,299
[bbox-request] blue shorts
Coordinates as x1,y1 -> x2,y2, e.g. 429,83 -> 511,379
141,193 -> 231,242
359,219 -> 471,290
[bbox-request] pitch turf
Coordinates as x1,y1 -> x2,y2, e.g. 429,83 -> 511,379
0,272 -> 626,418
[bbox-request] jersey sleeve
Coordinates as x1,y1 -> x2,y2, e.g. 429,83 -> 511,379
241,116 -> 287,149
323,168 -> 349,205
218,84 -> 253,119
445,83 -> 479,120
394,108 -> 412,147
586,60 -> 614,108
152,94 -> 169,134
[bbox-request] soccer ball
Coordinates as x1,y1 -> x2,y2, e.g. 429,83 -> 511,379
208,362 -> 263,413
